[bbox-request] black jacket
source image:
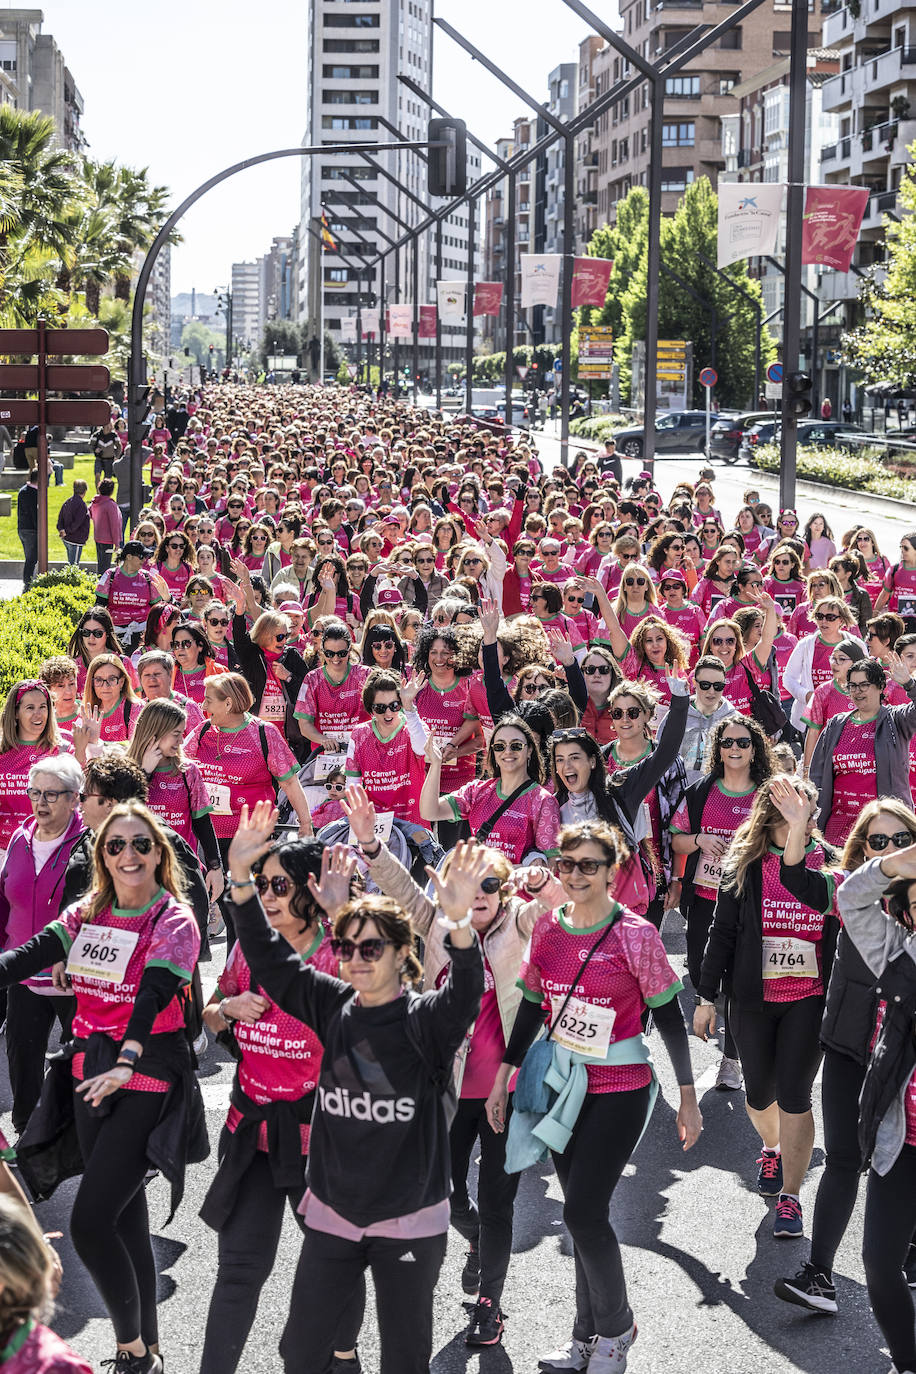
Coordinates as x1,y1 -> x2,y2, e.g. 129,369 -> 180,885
778,857 -> 877,1064
231,613 -> 309,761
230,890 -> 483,1227
675,774 -> 719,927
17,481 -> 37,533
698,844 -> 840,1007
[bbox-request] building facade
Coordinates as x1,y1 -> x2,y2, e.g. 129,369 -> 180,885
230,262 -> 262,353
0,9 -> 84,151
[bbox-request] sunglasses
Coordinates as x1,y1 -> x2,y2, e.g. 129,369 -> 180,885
550,727 -> 589,744
565,595 -> 585,605
82,627 -> 105,639
521,681 -> 549,694
611,706 -> 643,721
104,835 -> 154,856
720,736 -> 752,749
173,638 -> 196,651
773,559 -> 792,567
255,873 -> 291,896
371,635 -> 395,648
583,664 -> 611,677
325,781 -> 346,794
330,937 -> 395,962
696,679 -> 725,692
371,701 -> 401,715
865,830 -> 914,852
814,612 -> 840,622
711,636 -> 736,647
493,739 -> 526,753
206,618 -> 230,629
624,577 -> 647,588
324,647 -> 349,660
556,857 -> 610,876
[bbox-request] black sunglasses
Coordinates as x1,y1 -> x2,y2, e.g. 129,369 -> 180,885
324,648 -> 349,660
255,873 -> 291,896
583,665 -> 611,677
492,739 -> 525,753
550,728 -> 590,745
611,706 -> 643,721
330,937 -> 395,962
720,736 -> 752,749
696,679 -> 725,692
82,627 -> 105,638
371,701 -> 401,715
104,835 -> 154,856
624,577 -> 647,587
865,830 -> 914,852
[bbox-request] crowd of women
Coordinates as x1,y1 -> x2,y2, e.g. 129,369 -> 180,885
0,380 -> 915,1374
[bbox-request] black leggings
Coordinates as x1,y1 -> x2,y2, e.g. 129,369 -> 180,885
685,895 -> 737,1060
448,1096 -> 520,1307
728,995 -> 824,1113
217,836 -> 236,947
5,985 -> 74,1133
551,1086 -> 650,1341
70,1088 -> 164,1347
863,1144 -> 916,1373
280,1225 -> 447,1374
200,1143 -> 365,1374
810,1049 -> 866,1274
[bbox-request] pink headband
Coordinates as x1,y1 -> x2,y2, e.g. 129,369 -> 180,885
16,679 -> 48,706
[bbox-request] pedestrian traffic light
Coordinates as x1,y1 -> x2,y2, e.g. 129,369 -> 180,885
786,371 -> 813,416
427,118 -> 467,198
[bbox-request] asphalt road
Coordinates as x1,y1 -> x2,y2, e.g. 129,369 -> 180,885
13,910 -> 895,1374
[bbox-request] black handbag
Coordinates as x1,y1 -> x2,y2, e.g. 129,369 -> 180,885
741,662 -> 785,737
476,781 -> 531,844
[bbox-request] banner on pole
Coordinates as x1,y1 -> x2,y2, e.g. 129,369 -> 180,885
436,281 -> 467,325
339,315 -> 356,342
801,184 -> 870,271
717,182 -> 785,267
418,305 -> 437,338
361,308 -> 379,338
473,282 -> 504,316
571,257 -> 613,309
520,254 -> 561,309
388,305 -> 412,338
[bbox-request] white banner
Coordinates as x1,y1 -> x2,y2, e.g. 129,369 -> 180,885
388,304 -> 413,338
717,182 -> 785,268
362,308 -> 380,337
339,314 -> 356,341
436,280 -> 467,325
520,254 -> 561,309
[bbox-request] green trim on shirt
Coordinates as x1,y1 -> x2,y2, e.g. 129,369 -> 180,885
46,918 -> 72,955
146,957 -> 192,984
516,978 -> 543,1003
645,978 -> 684,1009
557,902 -> 621,935
0,1316 -> 34,1362
445,794 -> 461,822
113,887 -> 166,918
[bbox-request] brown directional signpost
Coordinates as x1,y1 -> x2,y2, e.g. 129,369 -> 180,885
0,320 -> 110,575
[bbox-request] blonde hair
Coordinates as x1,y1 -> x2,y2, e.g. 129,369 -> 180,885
812,595 -> 856,630
86,801 -> 188,924
441,845 -> 512,903
613,562 -> 658,619
126,699 -> 189,772
722,775 -> 820,896
842,797 -> 916,873
251,611 -> 291,648
83,654 -> 138,711
204,671 -> 254,716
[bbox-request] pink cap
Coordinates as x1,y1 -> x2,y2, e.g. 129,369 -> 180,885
377,587 -> 404,607
278,600 -> 304,616
659,569 -> 688,588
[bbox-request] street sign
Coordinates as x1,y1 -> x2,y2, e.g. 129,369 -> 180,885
516,366 -> 529,379
0,363 -> 110,391
766,362 -> 783,384
0,399 -> 112,426
578,326 -> 614,380
699,367 -> 718,388
765,381 -> 783,400
554,360 -> 562,373
0,327 -> 109,356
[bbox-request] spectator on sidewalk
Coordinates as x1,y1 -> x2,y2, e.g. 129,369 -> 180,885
88,478 -> 123,575
16,469 -> 39,590
90,416 -> 119,482
56,479 -> 91,565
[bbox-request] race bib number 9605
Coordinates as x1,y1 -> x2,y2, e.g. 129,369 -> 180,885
66,924 -> 139,984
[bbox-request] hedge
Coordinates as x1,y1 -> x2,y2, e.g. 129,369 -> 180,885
0,568 -> 97,699
569,415 -> 631,442
752,443 -> 916,503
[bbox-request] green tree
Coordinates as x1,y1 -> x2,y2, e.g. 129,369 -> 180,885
844,146 -> 916,384
259,319 -> 301,368
181,320 -> 225,371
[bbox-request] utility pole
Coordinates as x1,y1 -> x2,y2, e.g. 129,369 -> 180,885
779,0 -> 810,511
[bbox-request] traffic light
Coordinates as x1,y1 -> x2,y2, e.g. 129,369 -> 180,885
427,118 -> 467,197
786,372 -> 813,416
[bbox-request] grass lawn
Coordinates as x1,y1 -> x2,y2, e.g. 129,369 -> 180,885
0,455 -> 96,561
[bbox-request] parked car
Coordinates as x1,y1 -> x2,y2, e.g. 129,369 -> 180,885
611,410 -> 710,459
709,411 -> 774,464
742,419 -> 866,466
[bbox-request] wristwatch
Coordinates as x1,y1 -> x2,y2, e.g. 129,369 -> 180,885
694,995 -> 716,1007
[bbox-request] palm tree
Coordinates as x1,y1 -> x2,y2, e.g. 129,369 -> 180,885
80,159 -> 175,301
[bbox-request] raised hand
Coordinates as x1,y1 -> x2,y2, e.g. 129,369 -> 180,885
306,844 -> 356,916
424,731 -> 443,765
141,741 -> 163,774
340,784 -> 378,847
478,596 -> 500,641
425,839 -> 491,926
400,670 -> 425,711
547,627 -> 574,666
227,800 -> 278,874
886,649 -> 913,686
769,775 -> 811,829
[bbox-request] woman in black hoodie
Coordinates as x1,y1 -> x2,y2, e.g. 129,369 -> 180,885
226,802 -> 484,1374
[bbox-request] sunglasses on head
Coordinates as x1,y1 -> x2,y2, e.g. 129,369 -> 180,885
865,830 -> 914,851
493,739 -> 525,753
330,936 -> 395,962
556,856 -> 610,876
696,678 -> 725,692
371,700 -> 401,716
720,735 -> 752,749
104,835 -> 154,857
550,727 -> 589,745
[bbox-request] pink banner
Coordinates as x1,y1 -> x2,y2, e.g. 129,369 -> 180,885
473,282 -> 504,316
801,185 -> 870,271
418,305 -> 437,338
571,256 -> 613,309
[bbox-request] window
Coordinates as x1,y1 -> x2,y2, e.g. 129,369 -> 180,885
323,39 -> 379,52
719,74 -> 737,95
324,89 -> 377,104
321,115 -> 378,129
326,269 -> 349,282
719,27 -> 742,48
662,122 -> 695,146
326,165 -> 374,179
324,13 -> 380,25
660,167 -> 694,191
0,40 -> 16,72
323,64 -> 379,78
665,75 -> 700,97
560,79 -> 569,98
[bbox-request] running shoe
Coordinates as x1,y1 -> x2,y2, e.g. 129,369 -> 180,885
538,1336 -> 597,1371
904,1244 -> 916,1289
327,1355 -> 361,1374
774,1261 -> 837,1314
461,1242 -> 480,1295
588,1324 -> 638,1374
100,1351 -> 163,1373
756,1148 -> 783,1196
773,1194 -> 804,1238
207,905 -> 225,938
465,1296 -> 505,1347
715,1056 -> 742,1091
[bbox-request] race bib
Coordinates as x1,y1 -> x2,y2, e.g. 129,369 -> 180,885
347,809 -> 393,848
696,853 -> 723,892
550,996 -> 615,1059
762,935 -> 818,979
207,782 -> 232,815
315,750 -> 347,779
774,593 -> 796,613
66,924 -> 139,984
899,593 -> 916,619
259,695 -> 286,722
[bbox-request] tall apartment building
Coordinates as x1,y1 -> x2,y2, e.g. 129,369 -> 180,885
298,0 -> 479,379
231,262 -> 263,351
593,0 -> 826,226
575,36 -> 604,253
481,136 -> 514,352
0,9 -> 84,151
260,234 -> 298,327
147,245 -> 171,363
539,63 -> 578,344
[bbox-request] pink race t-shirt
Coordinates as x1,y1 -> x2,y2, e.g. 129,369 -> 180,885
96,567 -> 160,628
0,1318 -> 93,1373
518,907 -> 682,1091
671,780 -> 755,900
0,743 -> 53,850
659,602 -> 706,664
824,715 -> 878,846
760,846 -> 832,1002
801,679 -> 850,730
185,715 -> 298,838
346,717 -> 426,824
884,563 -> 916,617
98,699 -> 145,744
294,664 -> 369,740
810,636 -> 837,690
447,779 -> 560,862
145,762 -> 211,845
415,679 -> 478,793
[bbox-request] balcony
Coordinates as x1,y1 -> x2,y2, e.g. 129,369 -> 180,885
822,6 -> 854,47
862,120 -> 897,157
737,147 -> 753,167
821,142 -> 838,161
869,44 -> 916,92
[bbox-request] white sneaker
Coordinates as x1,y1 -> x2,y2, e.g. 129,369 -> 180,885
715,1055 -> 742,1091
588,1324 -> 637,1374
207,905 -> 225,938
538,1336 -> 597,1372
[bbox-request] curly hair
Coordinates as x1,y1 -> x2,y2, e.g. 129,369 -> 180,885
647,531 -> 687,573
705,715 -> 775,786
629,616 -> 689,674
412,622 -> 467,678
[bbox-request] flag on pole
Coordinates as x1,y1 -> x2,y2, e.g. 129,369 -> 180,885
362,308 -> 380,337
436,281 -> 467,324
571,257 -> 613,309
520,254 -> 561,308
320,210 -> 337,253
388,305 -> 412,338
418,305 -> 437,338
801,185 -> 871,271
473,282 -> 504,316
716,182 -> 784,267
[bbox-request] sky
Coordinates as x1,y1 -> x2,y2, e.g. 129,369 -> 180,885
21,0 -> 604,297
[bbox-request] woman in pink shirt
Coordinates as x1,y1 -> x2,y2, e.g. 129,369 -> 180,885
88,479 -> 122,576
